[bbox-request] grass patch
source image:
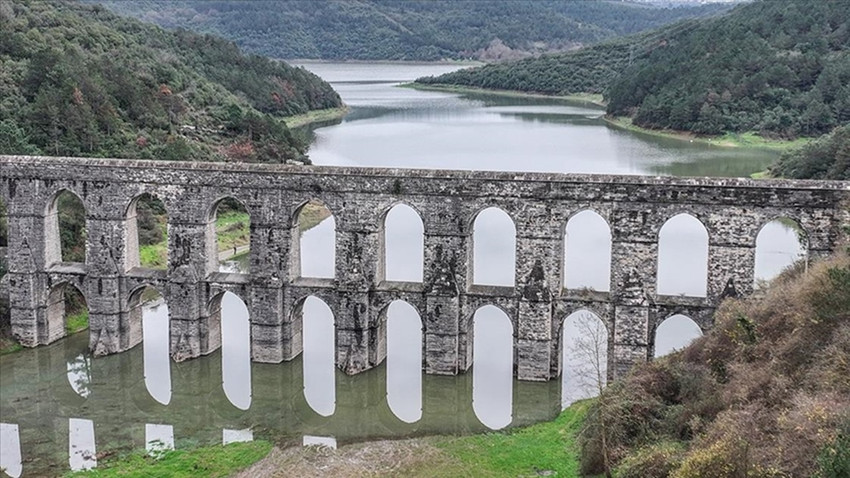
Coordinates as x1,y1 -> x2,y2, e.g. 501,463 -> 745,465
604,116 -> 812,151
139,241 -> 167,268
284,106 -> 349,128
65,440 -> 272,478
403,83 -> 606,107
65,310 -> 89,335
0,337 -> 22,356
215,210 -> 250,253
411,400 -> 591,477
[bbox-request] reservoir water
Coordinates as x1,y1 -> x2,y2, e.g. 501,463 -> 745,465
0,62 -> 805,476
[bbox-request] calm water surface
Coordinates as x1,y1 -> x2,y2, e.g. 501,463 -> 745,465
0,62 -> 805,476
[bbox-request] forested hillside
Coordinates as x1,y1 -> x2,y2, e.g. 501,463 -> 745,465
0,0 -> 341,163
420,0 -> 850,141
90,0 -> 730,61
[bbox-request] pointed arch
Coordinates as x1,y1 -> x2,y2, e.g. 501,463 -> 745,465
383,300 -> 423,423
755,217 -> 807,286
206,197 -> 250,275
292,199 -> 335,279
215,291 -> 251,410
124,193 -> 168,271
45,189 -> 86,266
382,203 -> 424,283
471,207 -> 516,287
657,213 -> 708,297
563,210 -> 611,291
46,281 -> 87,345
561,310 -> 608,409
298,295 -> 336,417
654,314 -> 702,358
472,304 -> 513,430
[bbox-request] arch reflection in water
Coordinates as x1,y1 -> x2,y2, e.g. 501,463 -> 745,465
140,291 -> 172,405
655,314 -> 702,358
755,218 -> 806,286
66,354 -> 92,398
0,423 -> 22,478
68,418 -> 96,471
472,305 -> 513,430
386,301 -> 423,423
384,204 -> 424,282
561,311 -> 608,409
563,210 -> 611,291
657,214 -> 709,297
220,292 -> 252,410
223,428 -> 253,445
473,208 -> 516,286
145,424 -> 174,456
302,296 -> 336,416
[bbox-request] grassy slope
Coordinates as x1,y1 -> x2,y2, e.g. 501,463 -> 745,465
65,441 -> 272,478
579,248 -> 850,477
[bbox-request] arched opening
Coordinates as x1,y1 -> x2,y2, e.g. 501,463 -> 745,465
128,286 -> 171,405
383,204 -> 424,283
755,218 -> 807,287
472,207 -> 516,287
213,291 -> 251,410
563,210 -> 611,291
206,197 -> 250,274
657,213 -> 708,297
654,314 -> 702,358
124,193 -> 168,271
561,310 -> 608,409
385,300 -> 422,423
47,282 -> 88,345
299,295 -> 336,416
293,200 -> 335,279
472,305 -> 513,430
45,190 -> 86,266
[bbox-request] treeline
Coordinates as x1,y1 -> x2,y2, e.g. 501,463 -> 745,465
772,125 -> 850,180
419,0 -> 850,141
90,0 -> 730,61
0,0 -> 342,163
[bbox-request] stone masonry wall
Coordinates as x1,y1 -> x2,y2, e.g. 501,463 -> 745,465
2,155 -> 848,381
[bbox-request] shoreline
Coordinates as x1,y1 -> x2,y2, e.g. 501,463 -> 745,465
406,83 -> 811,152
283,106 -> 350,129
603,116 -> 810,151
403,82 -> 606,108
286,59 -> 484,67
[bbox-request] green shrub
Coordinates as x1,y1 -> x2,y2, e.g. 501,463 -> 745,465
816,420 -> 850,478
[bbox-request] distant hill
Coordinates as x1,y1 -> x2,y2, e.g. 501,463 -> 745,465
89,0 -> 731,61
419,0 -> 850,141
0,0 -> 342,163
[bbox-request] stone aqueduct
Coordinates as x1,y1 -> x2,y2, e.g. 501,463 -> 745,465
1,155 -> 848,381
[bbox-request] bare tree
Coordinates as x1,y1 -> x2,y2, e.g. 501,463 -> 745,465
567,312 -> 613,478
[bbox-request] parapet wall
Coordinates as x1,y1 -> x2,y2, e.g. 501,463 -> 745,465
2,155 -> 848,380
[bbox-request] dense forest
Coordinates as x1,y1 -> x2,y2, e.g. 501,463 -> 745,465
90,0 -> 730,61
772,125 -> 850,180
419,0 -> 850,142
0,0 -> 341,163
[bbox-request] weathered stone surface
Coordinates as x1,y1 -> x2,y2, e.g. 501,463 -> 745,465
2,155 -> 848,381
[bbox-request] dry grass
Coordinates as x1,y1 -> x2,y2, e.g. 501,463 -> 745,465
581,249 -> 850,477
233,439 -> 462,478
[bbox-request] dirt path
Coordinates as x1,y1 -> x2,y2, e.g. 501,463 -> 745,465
219,244 -> 250,262
233,438 -> 461,478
